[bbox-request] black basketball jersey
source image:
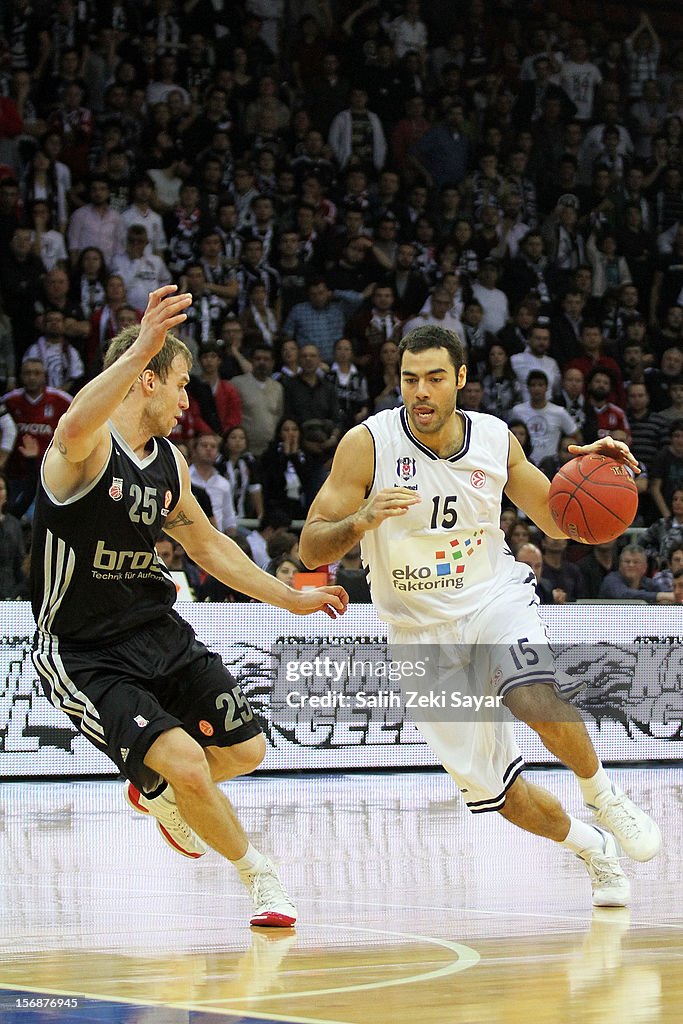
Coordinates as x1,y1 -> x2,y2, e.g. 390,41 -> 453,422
31,425 -> 182,645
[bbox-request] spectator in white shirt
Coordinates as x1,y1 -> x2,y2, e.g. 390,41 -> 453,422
388,0 -> 428,60
471,259 -> 510,336
117,174 -> 167,257
146,54 -> 190,107
67,176 -> 122,269
188,433 -> 238,536
403,287 -> 465,347
110,226 -> 172,313
559,37 -> 602,123
510,370 -> 580,467
23,309 -> 84,395
511,322 -> 562,401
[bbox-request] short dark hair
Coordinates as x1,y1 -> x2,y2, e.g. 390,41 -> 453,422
398,324 -> 464,372
586,365 -> 614,388
527,369 -> 548,385
668,539 -> 683,560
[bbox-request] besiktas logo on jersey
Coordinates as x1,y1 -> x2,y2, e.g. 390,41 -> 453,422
396,456 -> 416,481
109,477 -> 123,501
392,531 -> 485,591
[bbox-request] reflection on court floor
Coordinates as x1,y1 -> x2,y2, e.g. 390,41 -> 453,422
0,770 -> 680,1023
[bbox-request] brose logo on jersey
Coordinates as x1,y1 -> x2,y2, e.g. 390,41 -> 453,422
109,477 -> 123,501
92,539 -> 164,580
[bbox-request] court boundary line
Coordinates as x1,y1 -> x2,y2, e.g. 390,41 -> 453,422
0,923 -> 480,1021
193,923 -> 480,1005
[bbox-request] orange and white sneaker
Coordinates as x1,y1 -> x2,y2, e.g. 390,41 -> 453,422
242,858 -> 297,928
125,781 -> 207,859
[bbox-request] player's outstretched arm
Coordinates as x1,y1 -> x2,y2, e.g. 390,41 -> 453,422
299,425 -> 421,568
53,286 -> 192,466
165,456 -> 348,619
505,432 -> 567,539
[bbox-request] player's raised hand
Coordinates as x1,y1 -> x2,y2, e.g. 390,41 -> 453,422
287,585 -> 349,619
137,286 -> 192,359
356,486 -> 421,531
568,437 -> 640,473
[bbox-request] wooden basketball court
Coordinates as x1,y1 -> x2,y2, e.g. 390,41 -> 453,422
0,768 -> 680,1023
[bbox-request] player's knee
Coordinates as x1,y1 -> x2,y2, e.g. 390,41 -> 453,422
169,757 -> 213,799
160,740 -> 212,797
215,734 -> 266,777
498,778 -> 530,822
237,733 -> 266,773
505,683 -> 563,724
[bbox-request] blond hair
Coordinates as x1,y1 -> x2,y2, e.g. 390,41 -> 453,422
104,325 -> 192,382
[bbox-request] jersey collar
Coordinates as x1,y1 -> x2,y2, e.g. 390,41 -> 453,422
110,422 -> 159,469
399,406 -> 471,462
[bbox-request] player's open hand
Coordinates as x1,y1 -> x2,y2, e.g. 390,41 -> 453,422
18,433 -> 40,459
568,437 -> 640,473
287,585 -> 349,619
137,286 -> 192,359
356,487 -> 421,531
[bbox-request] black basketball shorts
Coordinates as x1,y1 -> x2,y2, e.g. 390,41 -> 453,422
33,611 -> 263,793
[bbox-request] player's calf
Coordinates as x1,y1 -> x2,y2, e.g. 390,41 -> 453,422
505,681 -> 577,724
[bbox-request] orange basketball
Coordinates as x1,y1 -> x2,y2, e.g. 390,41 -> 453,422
548,454 -> 638,544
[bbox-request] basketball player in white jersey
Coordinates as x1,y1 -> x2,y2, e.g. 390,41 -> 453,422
300,324 -> 661,907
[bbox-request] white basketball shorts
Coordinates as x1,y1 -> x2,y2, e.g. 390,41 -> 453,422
389,572 -> 562,813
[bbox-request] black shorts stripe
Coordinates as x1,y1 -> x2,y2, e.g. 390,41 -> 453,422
497,667 -> 558,696
466,756 -> 525,814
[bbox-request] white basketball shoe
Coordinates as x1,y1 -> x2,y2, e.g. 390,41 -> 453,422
241,858 -> 297,928
587,784 -> 661,862
125,781 -> 208,859
579,828 -> 631,907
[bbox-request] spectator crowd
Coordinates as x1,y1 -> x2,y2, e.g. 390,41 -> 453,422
1,0 -> 683,604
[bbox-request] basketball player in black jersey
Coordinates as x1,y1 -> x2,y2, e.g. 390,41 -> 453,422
30,285 -> 348,928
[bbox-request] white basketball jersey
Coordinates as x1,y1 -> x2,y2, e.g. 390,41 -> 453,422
361,407 -> 524,627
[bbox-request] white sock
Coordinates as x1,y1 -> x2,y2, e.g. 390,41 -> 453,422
562,817 -> 606,856
577,766 -> 614,807
233,842 -> 268,873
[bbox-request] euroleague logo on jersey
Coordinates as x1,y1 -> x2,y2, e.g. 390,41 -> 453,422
470,469 -> 486,489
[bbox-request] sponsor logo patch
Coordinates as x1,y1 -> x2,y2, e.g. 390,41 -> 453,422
134,715 -> 148,728
198,720 -> 214,737
396,456 -> 416,481
109,477 -> 124,501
